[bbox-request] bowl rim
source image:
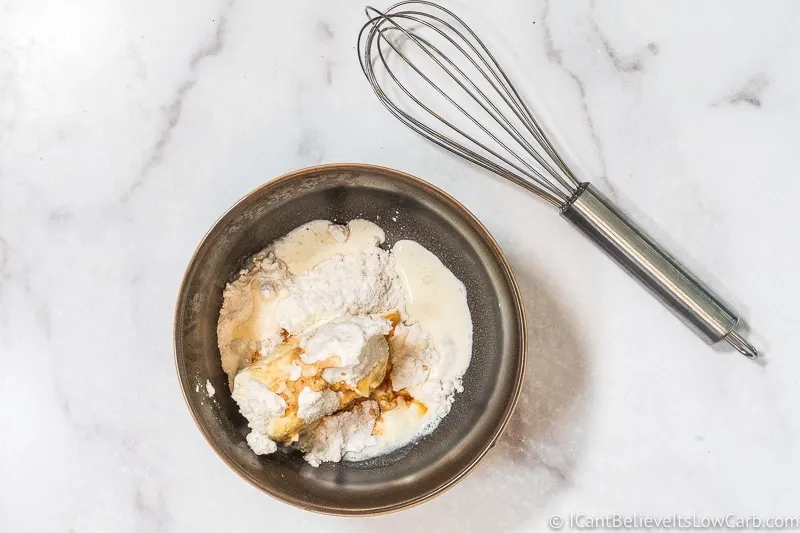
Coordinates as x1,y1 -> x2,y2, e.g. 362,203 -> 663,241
174,162 -> 527,516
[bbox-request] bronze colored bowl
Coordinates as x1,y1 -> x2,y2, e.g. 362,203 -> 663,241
174,163 -> 526,515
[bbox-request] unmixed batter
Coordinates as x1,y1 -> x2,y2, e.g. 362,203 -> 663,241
217,220 -> 472,466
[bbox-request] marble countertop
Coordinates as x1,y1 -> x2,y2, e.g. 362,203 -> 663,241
2,0 -> 799,531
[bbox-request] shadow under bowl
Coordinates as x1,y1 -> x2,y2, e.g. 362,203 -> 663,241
174,163 -> 526,515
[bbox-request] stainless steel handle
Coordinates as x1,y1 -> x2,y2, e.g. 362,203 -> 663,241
561,184 -> 758,358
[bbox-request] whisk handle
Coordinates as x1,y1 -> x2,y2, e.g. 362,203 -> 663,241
561,184 -> 758,358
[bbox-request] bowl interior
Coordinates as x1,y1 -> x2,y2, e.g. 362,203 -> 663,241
174,164 -> 525,514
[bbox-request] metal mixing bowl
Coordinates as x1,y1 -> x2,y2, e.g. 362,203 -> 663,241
174,163 -> 525,515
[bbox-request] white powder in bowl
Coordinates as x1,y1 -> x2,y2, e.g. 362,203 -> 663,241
216,251 -> 291,386
299,401 -> 380,467
219,220 -> 473,467
300,316 -> 391,387
231,371 -> 287,454
297,387 -> 341,423
246,430 -> 278,455
277,251 -> 404,334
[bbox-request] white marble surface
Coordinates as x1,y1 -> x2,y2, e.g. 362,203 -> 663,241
2,0 -> 799,531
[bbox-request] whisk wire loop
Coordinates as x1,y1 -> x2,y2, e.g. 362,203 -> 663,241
358,0 -> 582,207
374,10 -> 568,191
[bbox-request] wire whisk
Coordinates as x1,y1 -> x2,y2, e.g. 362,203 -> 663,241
358,0 -> 759,358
